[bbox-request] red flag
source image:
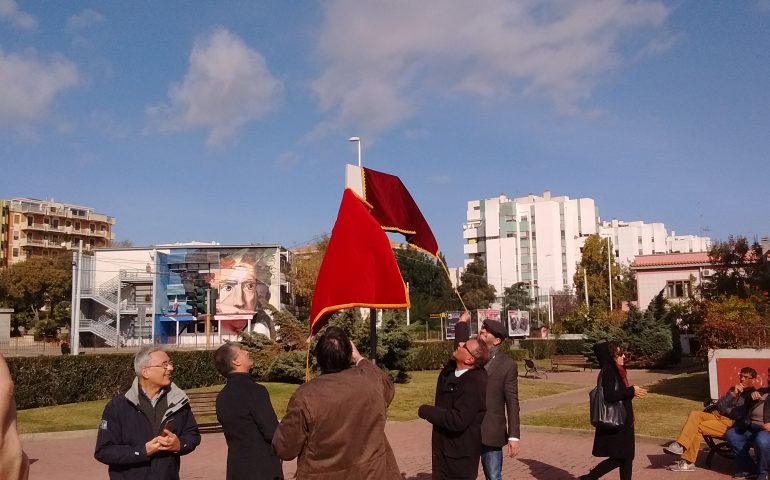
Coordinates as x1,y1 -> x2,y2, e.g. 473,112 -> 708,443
362,167 -> 440,259
309,189 -> 409,335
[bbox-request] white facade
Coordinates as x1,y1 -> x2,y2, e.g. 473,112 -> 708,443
599,221 -> 711,266
463,191 -> 598,304
463,191 -> 711,306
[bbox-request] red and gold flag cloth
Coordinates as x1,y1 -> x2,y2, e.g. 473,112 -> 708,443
362,167 -> 440,259
309,189 -> 409,335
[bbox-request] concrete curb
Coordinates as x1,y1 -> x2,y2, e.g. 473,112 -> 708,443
520,425 -> 670,446
21,429 -> 96,442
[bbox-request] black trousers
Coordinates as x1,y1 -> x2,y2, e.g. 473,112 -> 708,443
589,457 -> 633,480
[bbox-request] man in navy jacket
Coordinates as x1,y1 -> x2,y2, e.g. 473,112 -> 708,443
94,346 -> 200,480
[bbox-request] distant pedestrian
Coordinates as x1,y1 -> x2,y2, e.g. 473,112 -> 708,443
272,326 -> 400,479
94,345 -> 200,480
0,353 -> 29,480
579,341 -> 647,480
418,311 -> 489,480
214,342 -> 282,480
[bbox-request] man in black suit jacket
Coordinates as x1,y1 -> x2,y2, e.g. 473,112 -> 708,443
214,342 -> 282,480
418,312 -> 490,480
477,319 -> 520,480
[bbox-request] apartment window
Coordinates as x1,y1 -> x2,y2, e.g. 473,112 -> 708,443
532,232 -> 537,239
52,219 -> 59,229
667,280 -> 692,298
90,223 -> 95,233
521,264 -> 531,273
43,234 -> 49,241
473,206 -> 480,211
12,248 -> 19,257
521,247 -> 529,255
13,215 -> 19,224
506,233 -> 515,238
13,231 -> 19,240
638,249 -> 643,255
50,206 -> 57,213
27,216 -> 33,226
521,215 -> 528,222
101,224 -> 106,232
75,221 -> 80,230
66,220 -> 72,227
637,236 -> 643,244
89,238 -> 95,247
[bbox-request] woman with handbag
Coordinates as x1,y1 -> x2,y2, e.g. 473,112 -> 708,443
579,341 -> 647,480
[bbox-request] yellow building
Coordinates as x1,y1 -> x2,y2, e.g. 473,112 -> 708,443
0,197 -> 115,269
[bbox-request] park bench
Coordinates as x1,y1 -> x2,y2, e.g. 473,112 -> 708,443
187,391 -> 221,434
550,355 -> 591,372
698,399 -> 754,468
523,358 -> 548,379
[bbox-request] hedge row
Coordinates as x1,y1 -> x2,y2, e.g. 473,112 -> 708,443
518,339 -> 587,359
405,340 -> 528,371
8,350 -> 222,410
11,341 -> 540,409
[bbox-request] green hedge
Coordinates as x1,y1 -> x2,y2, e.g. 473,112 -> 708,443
8,350 -> 221,410
406,341 -> 528,370
519,339 -> 587,359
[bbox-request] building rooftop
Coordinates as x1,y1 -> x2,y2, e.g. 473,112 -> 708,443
632,252 -> 711,268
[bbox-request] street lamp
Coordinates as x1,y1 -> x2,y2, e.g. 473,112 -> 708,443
348,136 -> 362,167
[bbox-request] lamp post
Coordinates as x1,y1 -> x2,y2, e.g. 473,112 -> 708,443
348,136 -> 362,168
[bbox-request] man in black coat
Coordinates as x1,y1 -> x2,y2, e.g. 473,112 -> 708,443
214,342 -> 282,480
419,311 -> 490,480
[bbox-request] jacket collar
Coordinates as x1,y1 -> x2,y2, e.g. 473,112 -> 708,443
125,377 -> 189,418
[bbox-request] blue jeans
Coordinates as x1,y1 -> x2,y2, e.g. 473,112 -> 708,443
756,431 -> 770,475
726,423 -> 764,474
481,445 -> 503,480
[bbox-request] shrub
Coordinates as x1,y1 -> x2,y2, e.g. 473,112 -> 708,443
406,341 -> 454,371
8,350 -> 222,409
267,351 -> 309,383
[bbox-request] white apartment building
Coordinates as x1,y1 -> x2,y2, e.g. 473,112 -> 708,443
598,221 -> 711,265
463,191 -> 710,306
463,191 -> 599,303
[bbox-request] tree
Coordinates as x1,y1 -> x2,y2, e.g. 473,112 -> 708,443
0,254 -> 72,325
457,257 -> 496,310
702,236 -> 770,300
573,235 -> 628,317
502,282 -> 531,313
393,247 -> 457,326
287,236 -> 330,320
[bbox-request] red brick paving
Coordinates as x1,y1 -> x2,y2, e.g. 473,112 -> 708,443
23,422 -> 736,479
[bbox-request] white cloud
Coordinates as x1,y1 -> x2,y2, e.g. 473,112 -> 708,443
405,128 -> 430,140
0,0 -> 37,29
147,28 -> 282,147
67,9 -> 105,31
312,0 -> 670,136
0,49 -> 79,124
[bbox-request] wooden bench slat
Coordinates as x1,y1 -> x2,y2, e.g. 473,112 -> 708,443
186,391 -> 222,434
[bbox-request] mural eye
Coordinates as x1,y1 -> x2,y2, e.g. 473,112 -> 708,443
244,282 -> 257,292
221,284 -> 233,293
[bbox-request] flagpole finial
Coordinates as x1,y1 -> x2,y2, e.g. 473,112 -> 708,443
348,136 -> 362,167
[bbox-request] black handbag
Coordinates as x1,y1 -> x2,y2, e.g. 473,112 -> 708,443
589,372 -> 626,430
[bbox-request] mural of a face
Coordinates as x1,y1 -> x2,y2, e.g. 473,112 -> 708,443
216,263 -> 259,314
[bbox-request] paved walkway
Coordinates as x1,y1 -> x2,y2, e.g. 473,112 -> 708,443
24,368 -> 735,479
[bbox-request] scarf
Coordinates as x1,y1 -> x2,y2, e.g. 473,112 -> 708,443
615,363 -> 630,387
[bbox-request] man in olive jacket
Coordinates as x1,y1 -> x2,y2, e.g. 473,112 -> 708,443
215,342 -> 282,480
272,327 -> 400,480
477,319 -> 520,480
418,312 -> 490,480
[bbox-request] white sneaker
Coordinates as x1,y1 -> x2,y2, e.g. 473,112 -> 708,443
668,460 -> 696,472
664,441 -> 685,456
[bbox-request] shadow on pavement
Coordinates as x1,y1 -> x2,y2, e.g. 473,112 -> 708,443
518,458 -> 581,479
645,371 -> 709,401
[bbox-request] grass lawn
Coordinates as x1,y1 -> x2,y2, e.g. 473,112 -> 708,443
17,370 -> 582,433
521,371 -> 710,439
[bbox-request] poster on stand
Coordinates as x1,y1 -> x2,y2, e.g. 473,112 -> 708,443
508,310 -> 530,337
476,309 -> 502,334
445,311 -> 463,340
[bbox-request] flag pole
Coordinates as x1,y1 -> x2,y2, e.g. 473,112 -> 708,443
350,136 -> 377,363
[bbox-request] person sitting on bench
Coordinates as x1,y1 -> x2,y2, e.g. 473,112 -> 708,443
725,368 -> 770,480
665,366 -> 758,472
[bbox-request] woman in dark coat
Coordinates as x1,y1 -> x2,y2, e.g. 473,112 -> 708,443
579,341 -> 647,480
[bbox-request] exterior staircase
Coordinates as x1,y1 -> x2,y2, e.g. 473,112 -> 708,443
79,313 -> 119,347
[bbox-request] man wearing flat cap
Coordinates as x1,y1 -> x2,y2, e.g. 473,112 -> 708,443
477,318 -> 521,480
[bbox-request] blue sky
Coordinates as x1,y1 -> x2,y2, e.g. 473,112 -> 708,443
1,0 -> 769,267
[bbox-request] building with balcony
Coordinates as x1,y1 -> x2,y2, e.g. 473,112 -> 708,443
0,197 -> 115,269
74,244 -> 293,348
